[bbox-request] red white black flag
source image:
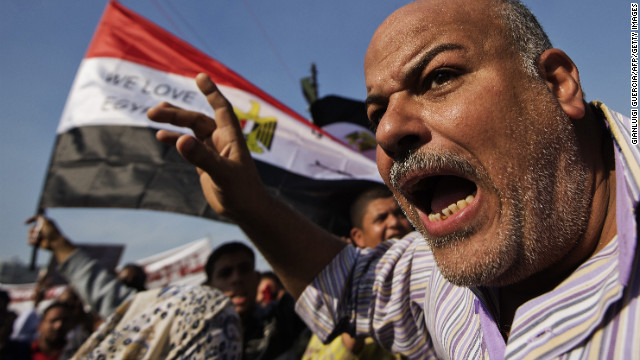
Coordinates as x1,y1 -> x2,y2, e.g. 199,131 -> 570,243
38,1 -> 381,234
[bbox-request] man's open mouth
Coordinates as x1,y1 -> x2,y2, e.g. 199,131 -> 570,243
405,175 -> 477,222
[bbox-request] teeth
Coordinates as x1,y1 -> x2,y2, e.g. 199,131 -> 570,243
428,193 -> 475,222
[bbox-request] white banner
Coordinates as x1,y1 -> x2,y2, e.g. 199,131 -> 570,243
4,238 -> 211,313
138,237 -> 211,289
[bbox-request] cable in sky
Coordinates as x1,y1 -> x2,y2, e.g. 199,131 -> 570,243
152,0 -> 220,59
240,0 -> 298,87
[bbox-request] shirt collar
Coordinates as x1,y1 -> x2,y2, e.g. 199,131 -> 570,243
596,102 -> 640,285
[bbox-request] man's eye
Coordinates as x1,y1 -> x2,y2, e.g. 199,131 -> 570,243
422,69 -> 459,92
218,268 -> 232,279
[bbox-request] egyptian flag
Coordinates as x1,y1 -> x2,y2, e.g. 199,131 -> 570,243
310,95 -> 377,161
38,1 -> 381,235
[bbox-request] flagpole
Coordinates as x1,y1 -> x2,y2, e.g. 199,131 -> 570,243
31,127 -> 58,271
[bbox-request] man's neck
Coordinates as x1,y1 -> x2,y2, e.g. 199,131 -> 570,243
496,105 -> 618,340
36,338 -> 65,356
240,303 -> 259,323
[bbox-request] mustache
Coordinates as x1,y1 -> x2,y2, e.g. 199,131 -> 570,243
389,151 -> 481,191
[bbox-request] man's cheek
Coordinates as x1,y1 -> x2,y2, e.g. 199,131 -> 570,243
376,148 -> 392,180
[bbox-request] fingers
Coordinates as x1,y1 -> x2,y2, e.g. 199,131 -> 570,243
25,216 -> 37,226
27,226 -> 40,247
155,129 -> 225,175
147,73 -> 264,220
196,73 -> 229,109
148,73 -> 247,143
147,72 -> 242,140
26,216 -> 63,249
26,216 -> 45,247
195,74 -> 245,138
147,102 -> 216,140
155,129 -> 182,145
174,134 -> 221,176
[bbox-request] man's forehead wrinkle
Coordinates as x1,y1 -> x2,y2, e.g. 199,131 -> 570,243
365,0 -> 507,100
365,12 -> 435,93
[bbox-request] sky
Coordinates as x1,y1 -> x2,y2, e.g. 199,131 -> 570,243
0,0 -> 631,273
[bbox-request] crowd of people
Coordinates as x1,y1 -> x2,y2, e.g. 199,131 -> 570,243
2,183 -> 407,359
3,0 -> 639,358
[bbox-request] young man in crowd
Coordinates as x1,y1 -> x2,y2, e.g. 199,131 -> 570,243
348,185 -> 413,249
255,271 -> 285,308
205,242 -> 308,360
30,302 -> 73,360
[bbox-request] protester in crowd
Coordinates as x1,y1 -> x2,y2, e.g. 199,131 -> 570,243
55,287 -> 93,357
255,271 -> 285,308
11,272 -> 52,344
116,263 -> 147,292
30,301 -> 74,360
146,0 -> 639,357
26,216 -> 142,319
205,242 -> 309,360
25,218 -> 242,359
70,284 -> 242,360
347,185 -> 413,249
303,185 -> 412,360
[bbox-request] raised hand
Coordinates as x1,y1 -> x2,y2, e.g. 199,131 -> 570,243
147,73 -> 268,220
148,73 -> 346,298
25,216 -> 76,263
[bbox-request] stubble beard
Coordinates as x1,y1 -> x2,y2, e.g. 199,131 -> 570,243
486,99 -> 591,287
389,98 -> 591,288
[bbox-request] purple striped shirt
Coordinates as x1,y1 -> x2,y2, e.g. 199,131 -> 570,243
296,103 -> 640,359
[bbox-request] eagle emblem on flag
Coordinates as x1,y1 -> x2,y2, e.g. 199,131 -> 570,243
234,101 -> 278,154
344,130 -> 377,152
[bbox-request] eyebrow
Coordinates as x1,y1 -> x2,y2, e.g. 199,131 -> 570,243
365,42 -> 465,108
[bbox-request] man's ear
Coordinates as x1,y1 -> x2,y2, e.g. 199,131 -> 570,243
537,48 -> 585,120
350,228 -> 365,248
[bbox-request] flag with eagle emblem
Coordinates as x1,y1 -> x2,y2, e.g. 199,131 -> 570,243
37,1 -> 381,235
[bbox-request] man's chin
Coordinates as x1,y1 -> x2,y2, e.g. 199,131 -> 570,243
231,296 -> 257,317
384,235 -> 397,242
428,233 -> 522,288
46,338 -> 67,348
231,296 -> 247,306
433,255 -> 505,287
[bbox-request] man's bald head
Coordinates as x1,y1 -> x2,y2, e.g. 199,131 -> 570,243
369,0 -> 551,78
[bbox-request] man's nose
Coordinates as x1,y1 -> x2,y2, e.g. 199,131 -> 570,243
376,93 -> 431,160
229,269 -> 241,283
387,214 -> 401,226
